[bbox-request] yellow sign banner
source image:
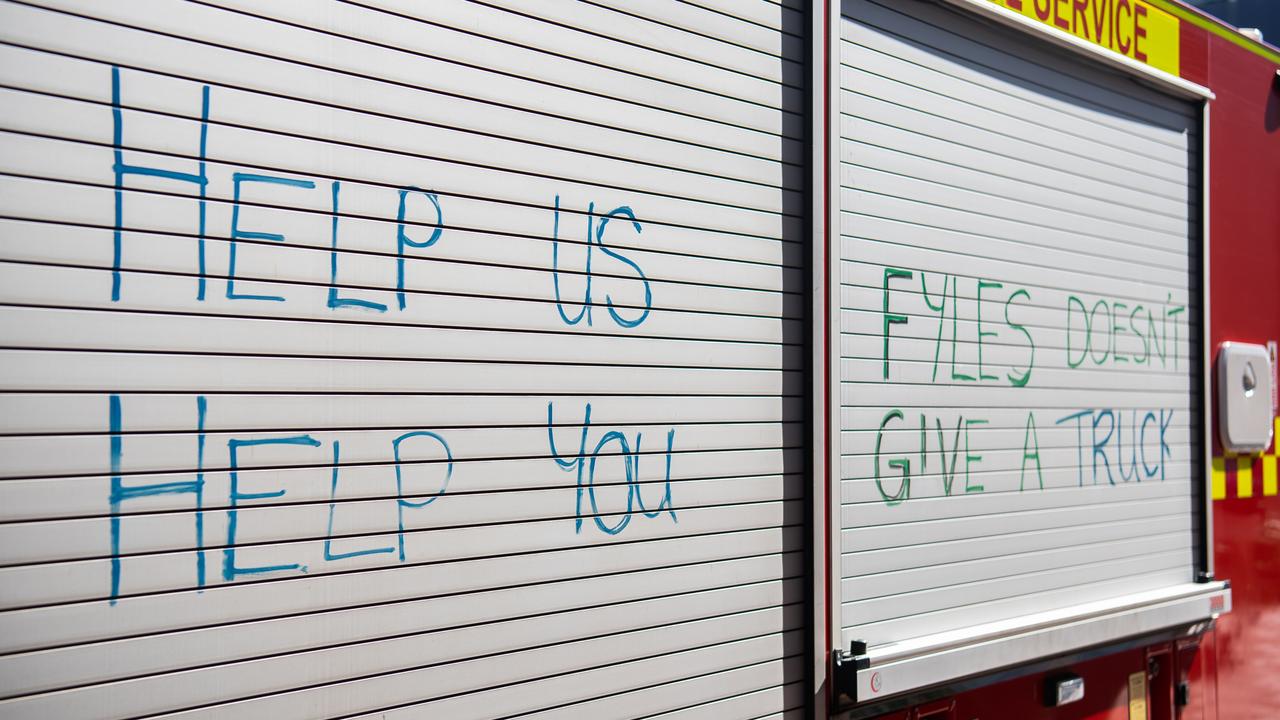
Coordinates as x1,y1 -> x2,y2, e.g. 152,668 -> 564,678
984,0 -> 1181,76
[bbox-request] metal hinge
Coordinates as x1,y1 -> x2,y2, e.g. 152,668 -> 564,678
832,640 -> 870,706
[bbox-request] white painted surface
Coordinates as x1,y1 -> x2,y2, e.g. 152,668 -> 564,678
838,0 -> 1201,654
0,1 -> 805,717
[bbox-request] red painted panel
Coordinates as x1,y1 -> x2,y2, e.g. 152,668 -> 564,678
1205,21 -> 1280,720
1147,646 -> 1175,720
1175,633 -> 1217,720
867,645 -> 1152,719
865,639 -> 1228,719
1180,20 -> 1209,87
957,652 -> 1139,719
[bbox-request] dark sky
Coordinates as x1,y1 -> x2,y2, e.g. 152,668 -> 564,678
1186,0 -> 1280,45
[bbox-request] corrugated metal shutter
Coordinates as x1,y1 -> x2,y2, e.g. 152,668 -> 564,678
838,0 -> 1202,685
0,1 -> 808,717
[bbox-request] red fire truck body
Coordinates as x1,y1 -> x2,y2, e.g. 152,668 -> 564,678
0,2 -> 1275,719
1197,10 -> 1280,716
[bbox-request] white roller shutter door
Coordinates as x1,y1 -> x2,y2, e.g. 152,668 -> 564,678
0,1 -> 808,718
836,0 -> 1222,703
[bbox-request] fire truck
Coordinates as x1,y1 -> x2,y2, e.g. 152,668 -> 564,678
817,2 -> 1280,719
0,1 -> 1274,719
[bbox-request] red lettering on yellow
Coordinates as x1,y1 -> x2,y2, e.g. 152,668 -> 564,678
1073,0 -> 1090,38
1053,0 -> 1071,29
994,0 -> 1163,69
1093,0 -> 1113,45
1134,4 -> 1149,61
1116,0 -> 1133,54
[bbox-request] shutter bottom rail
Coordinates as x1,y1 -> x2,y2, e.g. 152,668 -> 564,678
834,580 -> 1230,707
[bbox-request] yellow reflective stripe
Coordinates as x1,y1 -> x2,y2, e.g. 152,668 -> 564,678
1211,456 -> 1226,500
1264,417 -> 1279,497
1146,0 -> 1280,66
1237,456 -> 1254,498
981,0 -> 1181,76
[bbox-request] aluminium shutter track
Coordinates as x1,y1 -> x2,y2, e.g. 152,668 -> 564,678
0,1 -> 808,718
836,0 -> 1225,704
